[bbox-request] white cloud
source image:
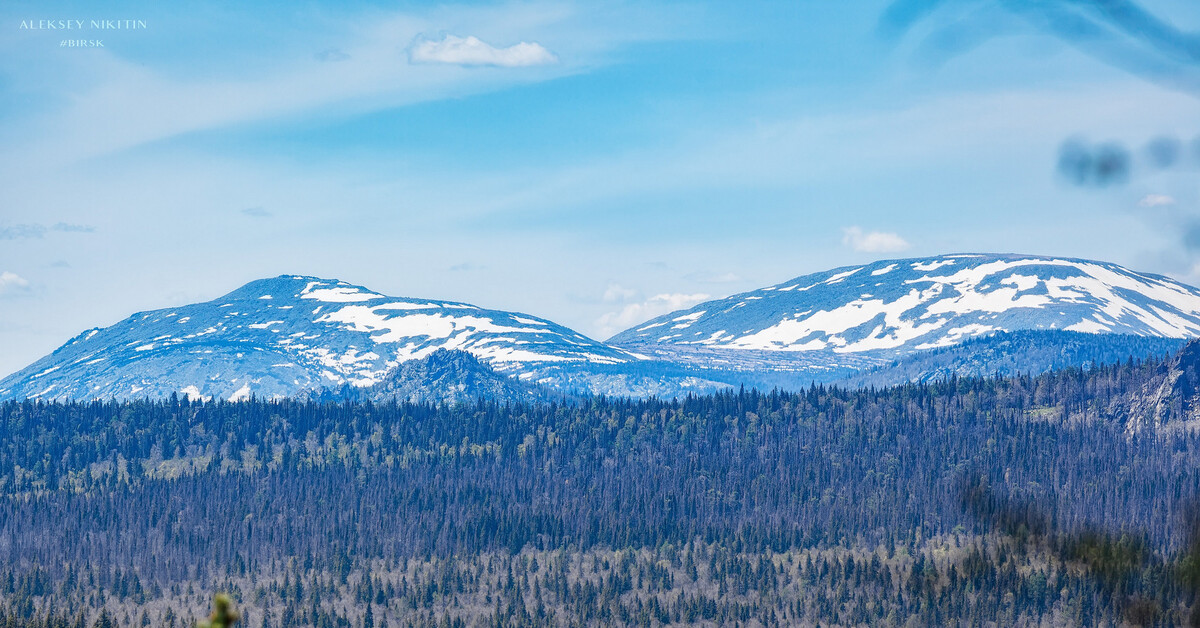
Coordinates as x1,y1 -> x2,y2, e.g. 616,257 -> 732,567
0,3 -> 625,169
841,226 -> 910,253
0,272 -> 30,296
602,283 -> 638,303
410,35 -> 557,67
1139,194 -> 1176,207
595,292 -> 710,339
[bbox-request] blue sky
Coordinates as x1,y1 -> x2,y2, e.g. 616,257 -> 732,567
1,0 -> 1198,377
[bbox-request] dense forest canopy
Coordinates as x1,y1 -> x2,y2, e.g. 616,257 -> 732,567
0,344 -> 1198,626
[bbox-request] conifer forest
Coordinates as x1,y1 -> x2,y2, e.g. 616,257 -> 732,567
0,343 -> 1198,626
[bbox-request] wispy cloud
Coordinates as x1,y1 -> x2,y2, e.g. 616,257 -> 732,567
0,272 -> 30,297
0,223 -> 95,240
1139,193 -> 1176,207
459,83 -> 1198,237
0,3 -> 639,168
315,48 -> 351,63
240,206 -> 272,218
880,0 -> 1200,94
595,292 -> 710,339
410,35 -> 557,67
841,226 -> 910,253
602,283 -> 638,303
0,225 -> 47,240
51,222 -> 95,233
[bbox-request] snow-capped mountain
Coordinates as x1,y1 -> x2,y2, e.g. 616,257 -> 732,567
0,276 -> 635,401
6,255 -> 1200,403
609,254 -> 1200,361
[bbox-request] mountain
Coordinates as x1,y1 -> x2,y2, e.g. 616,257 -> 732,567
0,276 -> 636,401
6,255 -> 1200,403
309,349 -> 567,406
834,329 -> 1187,389
609,254 -> 1200,374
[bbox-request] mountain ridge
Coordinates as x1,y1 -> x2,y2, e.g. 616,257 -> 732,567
0,275 -> 636,401
305,348 -> 568,406
609,253 -> 1200,358
5,254 -> 1200,401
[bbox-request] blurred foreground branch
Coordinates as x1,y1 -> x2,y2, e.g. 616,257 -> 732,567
962,474 -> 1200,627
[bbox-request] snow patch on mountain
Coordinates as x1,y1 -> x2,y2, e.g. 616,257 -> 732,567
0,275 -> 636,401
610,255 -> 1200,356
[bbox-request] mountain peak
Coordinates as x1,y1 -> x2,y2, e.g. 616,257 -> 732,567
0,275 -> 633,402
610,253 -> 1200,355
220,275 -> 384,303
5,255 -> 1200,403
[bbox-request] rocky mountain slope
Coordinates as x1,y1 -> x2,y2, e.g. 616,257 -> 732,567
308,349 -> 568,406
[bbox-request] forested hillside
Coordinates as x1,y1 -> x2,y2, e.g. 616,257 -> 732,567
834,330 -> 1187,389
0,343 -> 1198,626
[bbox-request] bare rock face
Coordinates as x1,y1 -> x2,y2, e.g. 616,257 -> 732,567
1164,339 -> 1200,424
1113,339 -> 1200,431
